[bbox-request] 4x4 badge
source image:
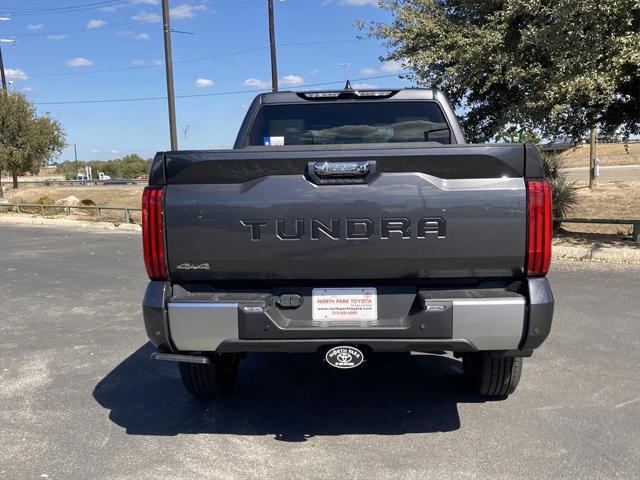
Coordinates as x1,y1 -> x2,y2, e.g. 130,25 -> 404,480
176,263 -> 211,270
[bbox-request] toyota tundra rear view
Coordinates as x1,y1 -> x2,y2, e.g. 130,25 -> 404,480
141,87 -> 554,399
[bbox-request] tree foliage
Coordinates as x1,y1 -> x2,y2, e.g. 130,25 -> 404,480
55,154 -> 153,180
368,0 -> 640,142
0,92 -> 66,188
495,126 -> 541,144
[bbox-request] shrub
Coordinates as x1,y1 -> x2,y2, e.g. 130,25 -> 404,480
540,152 -> 578,230
36,195 -> 56,205
20,195 -> 58,214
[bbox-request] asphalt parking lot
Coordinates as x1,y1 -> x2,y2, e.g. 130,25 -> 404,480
1,224 -> 639,479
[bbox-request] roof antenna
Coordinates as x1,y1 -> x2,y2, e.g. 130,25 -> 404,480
344,80 -> 353,91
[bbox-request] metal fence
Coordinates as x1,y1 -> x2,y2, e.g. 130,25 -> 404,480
9,179 -> 147,186
1,203 -> 141,224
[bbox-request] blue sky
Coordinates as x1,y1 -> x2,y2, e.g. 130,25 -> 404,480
1,0 -> 412,161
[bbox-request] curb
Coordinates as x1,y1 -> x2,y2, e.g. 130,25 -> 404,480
553,244 -> 640,263
0,214 -> 142,233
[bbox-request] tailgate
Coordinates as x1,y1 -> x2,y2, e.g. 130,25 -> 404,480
163,144 -> 527,281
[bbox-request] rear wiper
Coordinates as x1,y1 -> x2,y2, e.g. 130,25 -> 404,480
424,127 -> 450,141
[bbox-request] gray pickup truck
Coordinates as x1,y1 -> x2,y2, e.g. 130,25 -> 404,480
142,87 -> 553,399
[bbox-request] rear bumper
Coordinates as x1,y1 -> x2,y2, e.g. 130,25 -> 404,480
142,278 -> 554,355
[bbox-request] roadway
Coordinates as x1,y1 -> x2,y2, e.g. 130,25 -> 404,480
1,224 -> 638,479
563,165 -> 640,183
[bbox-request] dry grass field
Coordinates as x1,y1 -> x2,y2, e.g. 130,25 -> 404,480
558,141 -> 640,168
2,184 -> 145,208
1,184 -> 145,224
559,181 -> 640,236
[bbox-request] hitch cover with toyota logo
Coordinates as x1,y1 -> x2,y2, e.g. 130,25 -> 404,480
325,346 -> 365,369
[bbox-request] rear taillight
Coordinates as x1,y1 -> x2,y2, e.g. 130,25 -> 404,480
526,179 -> 552,276
142,186 -> 167,280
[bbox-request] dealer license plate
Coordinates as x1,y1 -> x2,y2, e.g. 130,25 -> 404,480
312,288 -> 378,321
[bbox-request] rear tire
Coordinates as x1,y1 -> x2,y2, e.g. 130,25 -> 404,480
178,353 -> 240,399
462,353 -> 522,397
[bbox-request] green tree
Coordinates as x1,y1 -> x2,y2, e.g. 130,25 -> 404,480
496,127 -> 541,144
54,160 -> 79,180
0,92 -> 65,189
118,154 -> 147,178
367,0 -> 640,142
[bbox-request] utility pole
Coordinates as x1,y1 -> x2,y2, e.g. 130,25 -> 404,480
0,40 -> 6,94
0,16 -> 12,94
268,0 -> 278,92
339,63 -> 351,81
589,127 -> 597,189
161,0 -> 178,150
0,16 -> 11,198
74,144 -> 78,175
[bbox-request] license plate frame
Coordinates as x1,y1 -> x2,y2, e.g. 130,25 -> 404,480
311,287 -> 378,321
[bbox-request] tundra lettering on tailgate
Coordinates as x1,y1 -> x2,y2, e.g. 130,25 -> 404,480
240,217 -> 446,241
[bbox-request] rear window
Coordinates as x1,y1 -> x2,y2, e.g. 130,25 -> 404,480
247,101 -> 452,146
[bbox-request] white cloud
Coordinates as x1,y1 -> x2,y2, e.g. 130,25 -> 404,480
380,60 -> 404,73
111,150 -> 120,154
118,30 -> 150,40
87,19 -> 107,29
352,83 -> 377,89
132,3 -> 205,22
132,11 -> 162,22
243,78 -> 270,88
309,69 -> 319,76
193,78 -> 214,88
101,0 -> 158,11
27,24 -> 44,31
5,68 -> 28,81
280,74 -> 304,86
338,0 -> 380,5
171,3 -> 207,19
130,59 -> 163,66
47,34 -> 67,40
91,149 -> 100,153
360,67 -> 377,76
66,57 -> 93,67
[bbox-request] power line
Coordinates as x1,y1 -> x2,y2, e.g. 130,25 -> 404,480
6,0 -> 262,36
24,39 -> 363,77
1,1 -> 127,16
34,73 -> 411,105
3,0 -> 259,22
6,20 -> 150,38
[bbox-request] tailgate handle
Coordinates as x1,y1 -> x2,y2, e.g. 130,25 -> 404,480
313,161 -> 370,177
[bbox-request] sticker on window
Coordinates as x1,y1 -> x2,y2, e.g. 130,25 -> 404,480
263,136 -> 285,146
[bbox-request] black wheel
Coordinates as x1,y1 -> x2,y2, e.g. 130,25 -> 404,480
178,353 -> 240,399
462,353 -> 522,397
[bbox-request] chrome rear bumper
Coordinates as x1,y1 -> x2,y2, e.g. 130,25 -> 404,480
141,280 -> 554,354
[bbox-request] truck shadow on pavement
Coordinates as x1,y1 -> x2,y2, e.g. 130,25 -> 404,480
94,343 -> 491,441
